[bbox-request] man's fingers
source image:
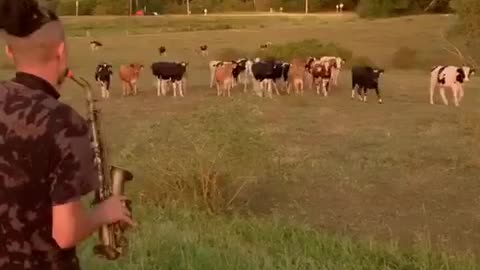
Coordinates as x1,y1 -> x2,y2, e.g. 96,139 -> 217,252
122,207 -> 132,218
120,215 -> 137,227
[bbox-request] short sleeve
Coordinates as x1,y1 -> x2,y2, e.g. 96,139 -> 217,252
49,107 -> 99,206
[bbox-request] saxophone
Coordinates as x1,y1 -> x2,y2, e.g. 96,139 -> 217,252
67,69 -> 134,260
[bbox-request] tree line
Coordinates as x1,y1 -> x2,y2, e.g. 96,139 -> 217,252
41,0 -> 454,16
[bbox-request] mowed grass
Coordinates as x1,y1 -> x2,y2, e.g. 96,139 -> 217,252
1,13 -> 480,269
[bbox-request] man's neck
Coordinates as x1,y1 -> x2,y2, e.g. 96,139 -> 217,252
16,67 -> 58,89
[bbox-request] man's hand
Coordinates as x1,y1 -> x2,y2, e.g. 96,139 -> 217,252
52,195 -> 135,249
92,195 -> 136,227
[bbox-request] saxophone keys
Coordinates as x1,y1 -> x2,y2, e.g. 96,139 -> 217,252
93,244 -> 120,260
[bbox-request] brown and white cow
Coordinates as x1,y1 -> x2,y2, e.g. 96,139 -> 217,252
309,59 -> 332,96
286,58 -> 307,95
319,56 -> 345,87
430,65 -> 475,107
119,63 -> 144,96
214,62 -> 237,97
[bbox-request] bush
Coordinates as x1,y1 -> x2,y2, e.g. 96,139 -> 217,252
348,55 -> 377,68
391,46 -> 418,69
57,0 -> 96,15
120,100 -> 277,214
253,39 -> 353,62
356,0 -> 397,18
215,48 -> 248,61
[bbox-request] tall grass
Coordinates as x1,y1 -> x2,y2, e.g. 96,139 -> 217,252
119,99 -> 279,214
80,206 -> 479,270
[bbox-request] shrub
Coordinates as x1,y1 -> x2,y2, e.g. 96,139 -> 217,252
57,0 -> 96,15
356,0 -> 397,18
252,39 -> 353,62
391,46 -> 418,69
215,48 -> 248,61
348,55 -> 377,68
120,100 -> 277,214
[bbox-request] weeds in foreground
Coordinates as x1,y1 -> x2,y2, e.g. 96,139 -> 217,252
121,99 -> 277,214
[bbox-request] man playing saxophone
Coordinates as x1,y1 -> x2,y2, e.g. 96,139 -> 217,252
0,1 -> 135,269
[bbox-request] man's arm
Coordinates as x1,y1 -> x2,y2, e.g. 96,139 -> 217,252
52,199 -> 103,249
48,106 -> 102,249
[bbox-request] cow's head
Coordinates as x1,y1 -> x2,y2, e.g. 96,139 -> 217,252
460,65 -> 475,82
281,63 -> 291,81
305,57 -> 316,71
372,68 -> 384,85
335,57 -> 346,69
129,63 -> 144,75
97,63 -> 113,75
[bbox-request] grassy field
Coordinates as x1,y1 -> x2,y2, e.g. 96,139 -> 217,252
2,12 -> 480,269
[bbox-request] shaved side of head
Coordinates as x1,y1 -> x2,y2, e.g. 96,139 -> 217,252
3,20 -> 65,67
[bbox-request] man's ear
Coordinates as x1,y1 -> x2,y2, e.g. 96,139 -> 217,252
5,45 -> 13,60
56,42 -> 66,60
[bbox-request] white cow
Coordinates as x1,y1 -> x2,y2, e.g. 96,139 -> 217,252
429,65 -> 475,107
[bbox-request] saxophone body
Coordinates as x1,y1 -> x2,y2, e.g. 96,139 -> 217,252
67,70 -> 134,260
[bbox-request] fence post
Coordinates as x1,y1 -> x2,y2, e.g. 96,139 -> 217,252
75,0 -> 79,16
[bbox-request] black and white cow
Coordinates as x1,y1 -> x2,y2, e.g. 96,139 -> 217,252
151,61 -> 188,97
429,65 -> 475,107
231,58 -> 255,92
251,59 -> 290,98
209,58 -> 253,92
90,40 -> 103,51
94,62 -> 113,99
159,46 -> 166,56
351,65 -> 385,104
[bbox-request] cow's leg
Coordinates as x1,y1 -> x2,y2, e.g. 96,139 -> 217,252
357,86 -> 363,101
351,85 -> 357,99
362,87 -> 368,102
181,78 -> 187,95
242,75 -> 248,93
122,82 -> 126,96
333,70 -> 339,86
99,83 -> 104,98
172,81 -> 177,97
216,81 -> 221,96
314,78 -> 320,95
299,80 -> 304,96
452,84 -> 460,107
458,84 -> 465,104
156,78 -> 161,96
267,80 -> 273,99
272,81 -> 280,96
375,87 -> 383,104
210,68 -> 215,88
227,81 -> 232,97
179,81 -> 184,97
322,79 -> 328,97
429,76 -> 437,105
439,87 -> 449,105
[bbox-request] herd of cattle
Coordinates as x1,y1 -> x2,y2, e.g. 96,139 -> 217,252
94,52 -> 476,106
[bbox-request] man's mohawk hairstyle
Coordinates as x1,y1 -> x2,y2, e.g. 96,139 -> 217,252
0,0 -> 58,38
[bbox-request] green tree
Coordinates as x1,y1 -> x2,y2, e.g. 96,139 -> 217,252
39,0 -> 60,10
95,0 -> 129,14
